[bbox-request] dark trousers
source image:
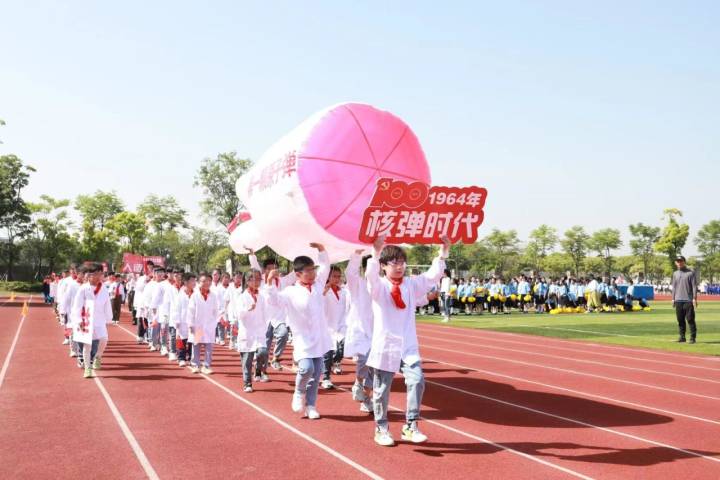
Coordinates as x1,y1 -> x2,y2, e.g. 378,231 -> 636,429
112,297 -> 122,322
177,338 -> 191,362
675,301 -> 697,339
137,316 -> 148,340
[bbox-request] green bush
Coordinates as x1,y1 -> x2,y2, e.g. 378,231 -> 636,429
0,281 -> 44,293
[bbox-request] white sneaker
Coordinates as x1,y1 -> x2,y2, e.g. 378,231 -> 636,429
191,365 -> 200,374
160,346 -> 168,356
244,385 -> 253,393
253,375 -> 262,382
69,350 -> 76,358
168,353 -> 177,361
136,337 -> 143,344
62,338 -> 70,345
401,421 -> 428,443
351,382 -> 365,402
374,428 -> 395,447
360,398 -> 373,413
178,360 -> 187,367
321,379 -> 334,390
306,406 -> 320,420
260,373 -> 270,383
441,317 -> 449,323
149,345 -> 156,352
201,366 -> 213,375
291,392 -> 305,412
332,363 -> 342,375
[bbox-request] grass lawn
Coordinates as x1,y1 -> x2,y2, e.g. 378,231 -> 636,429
418,301 -> 720,357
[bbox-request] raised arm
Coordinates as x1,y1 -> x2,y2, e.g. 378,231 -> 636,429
311,243 -> 331,290
365,236 -> 386,301
413,235 -> 450,294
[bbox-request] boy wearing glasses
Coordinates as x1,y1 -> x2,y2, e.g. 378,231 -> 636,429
266,243 -> 331,420
366,234 -> 450,446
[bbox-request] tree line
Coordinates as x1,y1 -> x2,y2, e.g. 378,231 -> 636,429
1,150 -> 719,282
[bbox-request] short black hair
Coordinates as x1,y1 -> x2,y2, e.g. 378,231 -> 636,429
379,245 -> 407,266
154,267 -> 166,273
262,258 -> 278,269
293,255 -> 315,272
145,260 -> 155,267
85,262 -> 104,273
182,272 -> 197,282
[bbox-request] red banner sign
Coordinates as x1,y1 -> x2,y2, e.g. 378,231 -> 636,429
358,178 -> 487,244
121,254 -> 165,275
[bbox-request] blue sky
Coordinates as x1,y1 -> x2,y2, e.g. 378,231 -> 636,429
1,1 -> 718,254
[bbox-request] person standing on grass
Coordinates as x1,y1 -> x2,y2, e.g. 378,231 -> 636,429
672,255 -> 699,344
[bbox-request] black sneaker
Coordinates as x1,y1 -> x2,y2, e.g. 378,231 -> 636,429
689,338 -> 696,344
676,337 -> 686,343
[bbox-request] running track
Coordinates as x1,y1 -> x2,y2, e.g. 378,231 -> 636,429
1,297 -> 718,479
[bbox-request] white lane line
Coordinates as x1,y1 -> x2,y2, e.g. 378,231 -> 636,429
0,295 -> 32,391
417,333 -> 720,385
421,355 -> 720,426
419,321 -> 720,363
423,378 -> 720,465
421,343 -> 720,401
416,325 -> 720,373
114,324 -> 383,480
283,363 -> 595,480
93,377 -> 160,480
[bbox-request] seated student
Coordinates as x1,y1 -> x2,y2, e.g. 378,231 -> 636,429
366,234 -> 450,447
266,243 -> 331,420
234,270 -> 270,392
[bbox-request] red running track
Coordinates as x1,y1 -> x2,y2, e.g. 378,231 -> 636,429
1,302 -> 719,479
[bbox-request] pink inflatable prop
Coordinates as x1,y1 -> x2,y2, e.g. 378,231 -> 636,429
231,103 -> 431,262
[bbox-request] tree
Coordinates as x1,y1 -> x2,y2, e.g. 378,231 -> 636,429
483,229 -> 519,276
696,220 -> 720,281
75,191 -> 125,261
0,155 -> 35,279
561,226 -> 589,276
0,118 -> 5,144
106,211 -> 147,254
137,194 -> 188,240
174,227 -> 225,274
406,245 -> 439,268
530,225 -> 558,257
628,223 -> 661,281
654,208 -> 689,268
540,252 -> 573,277
25,195 -> 76,276
587,228 -> 622,276
194,152 -> 253,227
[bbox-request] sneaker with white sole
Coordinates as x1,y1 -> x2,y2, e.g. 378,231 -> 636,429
253,375 -> 262,382
306,406 -> 320,419
93,357 -> 102,370
160,346 -> 168,356
243,385 -> 253,393
190,365 -> 200,374
136,336 -> 143,344
360,398 -> 373,413
149,345 -> 157,352
168,353 -> 177,361
270,360 -> 283,371
178,360 -> 187,367
201,366 -> 213,375
260,373 -> 270,383
62,338 -> 70,345
374,428 -> 395,447
351,382 -> 365,402
401,421 -> 428,443
83,367 -> 94,379
69,350 -> 77,358
332,363 -> 342,375
321,379 -> 334,390
291,392 -> 305,413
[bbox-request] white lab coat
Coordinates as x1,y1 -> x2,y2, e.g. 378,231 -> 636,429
170,287 -> 193,339
56,276 -> 73,315
187,290 -> 219,344
158,280 -> 177,324
233,289 -> 268,352
71,283 -> 113,344
133,275 -> 148,317
343,253 -> 374,357
324,285 -> 348,343
266,250 -> 332,361
249,254 -> 293,328
366,254 -> 445,372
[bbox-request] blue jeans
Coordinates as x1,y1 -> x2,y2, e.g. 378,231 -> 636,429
191,343 -> 213,367
442,294 -> 453,316
373,361 -> 425,430
356,352 -> 372,389
266,323 -> 289,359
295,357 -> 323,407
241,347 -> 269,386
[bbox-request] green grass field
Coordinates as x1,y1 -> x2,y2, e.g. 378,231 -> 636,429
418,301 -> 720,357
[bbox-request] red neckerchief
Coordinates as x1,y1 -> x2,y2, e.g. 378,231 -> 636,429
234,281 -> 242,289
184,287 -> 193,298
330,285 -> 340,300
94,282 -> 103,296
200,288 -> 209,301
300,282 -> 312,293
71,273 -> 77,280
389,277 -> 406,309
115,284 -> 121,296
176,283 -> 182,291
